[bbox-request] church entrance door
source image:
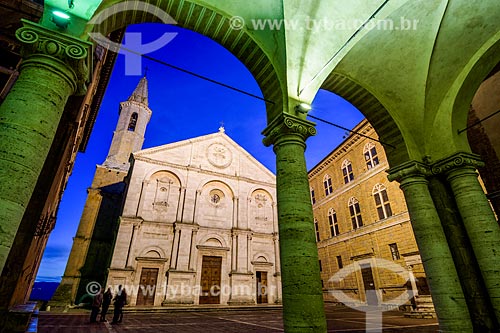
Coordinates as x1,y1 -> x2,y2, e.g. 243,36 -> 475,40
199,256 -> 222,304
136,267 -> 158,306
256,271 -> 268,303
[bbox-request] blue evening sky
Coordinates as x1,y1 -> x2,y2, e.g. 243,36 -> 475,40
36,24 -> 363,282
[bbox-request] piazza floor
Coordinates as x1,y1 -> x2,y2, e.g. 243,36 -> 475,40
37,304 -> 438,332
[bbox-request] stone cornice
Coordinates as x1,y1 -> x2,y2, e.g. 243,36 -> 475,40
431,152 -> 484,175
262,113 -> 316,147
16,19 -> 92,95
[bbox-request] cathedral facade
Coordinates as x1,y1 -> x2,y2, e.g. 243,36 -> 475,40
57,77 -> 281,307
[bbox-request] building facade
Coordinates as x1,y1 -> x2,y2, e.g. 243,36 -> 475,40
309,120 -> 430,309
57,77 -> 281,307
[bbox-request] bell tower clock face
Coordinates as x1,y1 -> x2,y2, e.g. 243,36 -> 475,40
207,143 -> 232,168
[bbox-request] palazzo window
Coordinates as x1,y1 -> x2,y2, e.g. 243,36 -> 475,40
364,142 -> 380,169
323,175 -> 333,196
328,208 -> 339,237
373,184 -> 393,220
314,219 -> 320,242
310,187 -> 316,204
389,243 -> 400,260
348,197 -> 363,230
128,112 -> 138,131
337,255 -> 343,269
342,160 -> 354,184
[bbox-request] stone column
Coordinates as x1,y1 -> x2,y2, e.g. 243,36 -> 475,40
433,152 -> 500,324
263,114 -> 326,332
0,20 -> 91,272
388,161 -> 472,332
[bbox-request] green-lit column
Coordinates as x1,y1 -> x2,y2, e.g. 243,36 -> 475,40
0,19 -> 91,272
263,114 -> 326,333
433,152 -> 500,324
388,161 -> 472,332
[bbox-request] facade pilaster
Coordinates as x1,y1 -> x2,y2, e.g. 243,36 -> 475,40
263,113 -> 326,332
0,19 -> 92,272
433,152 -> 500,324
388,161 -> 472,332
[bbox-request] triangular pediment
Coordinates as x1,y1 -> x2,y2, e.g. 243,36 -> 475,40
133,131 -> 275,183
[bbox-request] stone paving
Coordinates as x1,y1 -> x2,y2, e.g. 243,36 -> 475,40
38,304 -> 439,332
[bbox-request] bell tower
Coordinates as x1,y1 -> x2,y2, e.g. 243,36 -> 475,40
52,76 -> 153,306
104,76 -> 152,170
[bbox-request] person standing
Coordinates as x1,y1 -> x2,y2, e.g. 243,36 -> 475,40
111,285 -> 127,324
89,289 -> 103,323
100,288 -> 113,322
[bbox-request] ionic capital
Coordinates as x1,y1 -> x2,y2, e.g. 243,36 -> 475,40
262,113 -> 316,147
431,152 -> 484,176
16,19 -> 92,95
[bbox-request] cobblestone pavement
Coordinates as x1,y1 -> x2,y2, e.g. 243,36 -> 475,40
38,304 -> 438,332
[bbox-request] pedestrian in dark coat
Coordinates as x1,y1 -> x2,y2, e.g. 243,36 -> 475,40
111,285 -> 127,324
100,288 -> 113,322
90,289 -> 103,323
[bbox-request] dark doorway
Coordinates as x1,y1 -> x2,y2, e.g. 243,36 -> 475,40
199,256 -> 222,304
361,263 -> 378,305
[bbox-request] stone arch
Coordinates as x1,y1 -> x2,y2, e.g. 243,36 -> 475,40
320,73 -> 410,167
140,246 -> 167,259
451,38 -> 500,152
86,0 -> 284,120
198,179 -> 234,199
147,170 -> 182,187
198,234 -> 227,248
253,253 -> 270,263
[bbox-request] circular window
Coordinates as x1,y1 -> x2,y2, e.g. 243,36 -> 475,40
208,189 -> 224,205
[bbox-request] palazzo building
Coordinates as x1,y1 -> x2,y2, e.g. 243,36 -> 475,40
309,120 -> 431,311
56,77 -> 281,307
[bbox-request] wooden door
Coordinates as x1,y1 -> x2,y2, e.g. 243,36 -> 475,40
136,268 -> 158,306
361,263 -> 378,305
256,271 -> 268,303
199,256 -> 222,304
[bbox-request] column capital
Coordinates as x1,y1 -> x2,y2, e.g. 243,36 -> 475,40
431,152 -> 484,175
16,19 -> 92,96
387,160 -> 430,183
262,113 -> 316,147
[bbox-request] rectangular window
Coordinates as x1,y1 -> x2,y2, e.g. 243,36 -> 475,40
389,243 -> 400,260
319,260 -> 322,271
336,255 -> 343,269
314,221 -> 320,242
311,189 -> 316,204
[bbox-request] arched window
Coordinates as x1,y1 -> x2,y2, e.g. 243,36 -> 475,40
364,142 -> 379,169
328,208 -> 339,237
348,197 -> 363,230
373,184 -> 393,220
342,160 -> 354,184
310,187 -> 316,204
128,112 -> 138,131
314,218 -> 320,242
323,174 -> 333,196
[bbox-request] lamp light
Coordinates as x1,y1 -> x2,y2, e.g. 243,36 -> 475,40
295,103 -> 312,113
52,11 -> 71,29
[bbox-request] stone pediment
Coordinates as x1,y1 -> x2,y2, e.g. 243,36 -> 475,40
133,131 -> 275,183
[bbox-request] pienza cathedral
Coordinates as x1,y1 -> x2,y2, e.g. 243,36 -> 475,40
54,77 -> 282,307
